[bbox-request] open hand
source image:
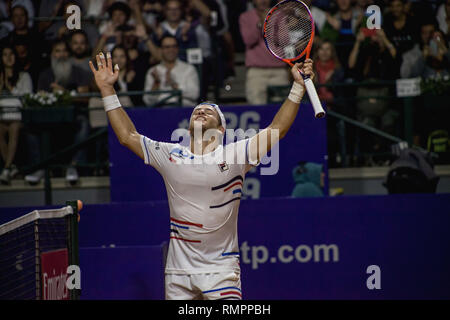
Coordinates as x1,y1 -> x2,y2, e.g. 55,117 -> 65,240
89,52 -> 119,91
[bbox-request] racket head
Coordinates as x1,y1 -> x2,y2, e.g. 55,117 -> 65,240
263,0 -> 315,66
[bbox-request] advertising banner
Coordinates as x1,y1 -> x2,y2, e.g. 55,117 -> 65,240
76,195 -> 450,299
41,248 -> 69,300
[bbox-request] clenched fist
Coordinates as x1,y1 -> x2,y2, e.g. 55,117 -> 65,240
291,59 -> 315,88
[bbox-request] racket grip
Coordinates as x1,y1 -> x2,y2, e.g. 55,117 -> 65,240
304,78 -> 326,119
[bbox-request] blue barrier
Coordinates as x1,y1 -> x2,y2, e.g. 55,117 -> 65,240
79,245 -> 165,300
1,194 -> 450,299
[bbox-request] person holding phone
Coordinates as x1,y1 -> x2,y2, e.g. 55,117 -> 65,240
401,23 -> 449,79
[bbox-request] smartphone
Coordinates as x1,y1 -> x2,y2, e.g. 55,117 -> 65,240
429,39 -> 438,56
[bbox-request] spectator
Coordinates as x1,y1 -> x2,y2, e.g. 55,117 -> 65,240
1,5 -> 29,43
191,0 -> 237,100
184,0 -> 218,100
37,40 -> 90,93
349,28 -> 397,81
68,30 -> 91,73
0,45 -> 32,184
437,0 -> 450,36
0,5 -> 44,87
0,0 -> 35,35
349,28 -> 398,165
354,0 -> 373,13
94,1 -> 133,53
143,35 -> 200,107
83,0 -> 111,19
239,0 -> 289,105
0,2 -> 12,40
383,0 -> 418,76
38,0 -> 82,19
89,45 -> 135,127
314,40 -> 344,104
88,46 -> 136,172
325,0 -> 362,73
314,40 -> 346,167
141,0 -> 164,31
118,24 -> 153,95
184,0 -> 213,60
154,0 -> 199,62
291,162 -> 324,198
41,1 -> 99,49
401,23 -> 450,79
95,23 -> 156,104
303,0 -> 329,35
26,40 -> 90,185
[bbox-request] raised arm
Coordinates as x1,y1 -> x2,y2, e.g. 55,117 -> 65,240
247,60 -> 314,165
348,30 -> 365,69
89,52 -> 144,160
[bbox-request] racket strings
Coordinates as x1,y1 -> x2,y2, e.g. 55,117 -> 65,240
265,1 -> 313,60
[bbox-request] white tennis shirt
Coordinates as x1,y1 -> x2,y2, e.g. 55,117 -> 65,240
140,134 -> 258,274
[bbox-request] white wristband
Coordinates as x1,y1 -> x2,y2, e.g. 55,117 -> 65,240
102,94 -> 121,112
287,82 -> 305,104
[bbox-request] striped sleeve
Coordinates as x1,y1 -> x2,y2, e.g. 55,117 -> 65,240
139,135 -> 174,171
140,135 -> 152,165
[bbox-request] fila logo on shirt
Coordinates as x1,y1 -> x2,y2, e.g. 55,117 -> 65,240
218,161 -> 229,172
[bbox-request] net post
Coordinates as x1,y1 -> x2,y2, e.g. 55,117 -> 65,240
66,200 -> 80,300
34,220 -> 41,300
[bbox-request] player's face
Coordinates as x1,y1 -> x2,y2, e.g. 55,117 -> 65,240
189,106 -> 222,133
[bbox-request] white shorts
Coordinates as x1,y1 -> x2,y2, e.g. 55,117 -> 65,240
165,271 -> 242,300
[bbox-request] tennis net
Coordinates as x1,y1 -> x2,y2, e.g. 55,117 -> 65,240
0,202 -> 79,300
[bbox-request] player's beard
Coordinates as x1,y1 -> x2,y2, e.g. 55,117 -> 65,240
51,57 -> 73,87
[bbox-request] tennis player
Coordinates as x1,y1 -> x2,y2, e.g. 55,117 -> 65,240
89,51 -> 314,300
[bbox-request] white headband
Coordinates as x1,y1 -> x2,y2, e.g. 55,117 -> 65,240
193,102 -> 226,131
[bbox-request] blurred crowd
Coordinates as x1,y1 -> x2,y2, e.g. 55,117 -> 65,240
0,0 -> 449,184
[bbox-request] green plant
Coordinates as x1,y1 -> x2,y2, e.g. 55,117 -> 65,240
421,77 -> 450,96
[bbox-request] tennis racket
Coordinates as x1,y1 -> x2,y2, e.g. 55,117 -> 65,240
263,0 -> 325,118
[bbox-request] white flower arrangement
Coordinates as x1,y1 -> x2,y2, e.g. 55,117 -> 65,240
23,91 -> 73,108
